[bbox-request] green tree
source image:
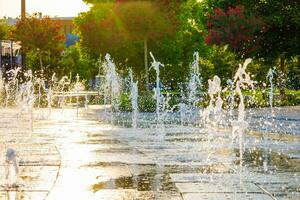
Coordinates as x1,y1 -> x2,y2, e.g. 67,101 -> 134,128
61,43 -> 96,80
0,19 -> 13,40
75,1 -> 176,89
11,13 -> 65,76
113,1 -> 176,89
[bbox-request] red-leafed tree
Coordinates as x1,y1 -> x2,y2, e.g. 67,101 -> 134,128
205,6 -> 262,56
12,13 -> 65,73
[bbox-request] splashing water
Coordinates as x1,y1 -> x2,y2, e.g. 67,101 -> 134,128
58,76 -> 69,109
5,148 -> 19,187
263,67 -> 276,173
103,54 -> 121,110
227,79 -> 234,118
188,52 -> 202,108
202,75 -> 223,123
129,69 -> 139,128
47,73 -> 57,114
17,70 -> 35,134
179,102 -> 188,126
267,67 -> 276,110
231,58 -> 254,172
0,71 -> 4,95
201,75 -> 223,165
150,52 -> 164,125
35,77 -> 45,108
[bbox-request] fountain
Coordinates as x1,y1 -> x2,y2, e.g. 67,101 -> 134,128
46,73 -> 57,116
226,79 -> 234,118
179,102 -> 188,126
188,52 -> 202,108
202,75 -> 223,123
5,148 -> 19,187
75,74 -> 80,117
150,52 -> 164,126
103,54 -> 121,110
231,58 -> 254,171
35,77 -> 45,108
3,67 -> 21,108
4,83 -> 10,108
201,75 -> 223,165
129,69 -> 139,128
262,67 -> 276,173
0,51 -> 298,200
0,71 -> 4,96
267,67 -> 275,109
58,76 -> 69,109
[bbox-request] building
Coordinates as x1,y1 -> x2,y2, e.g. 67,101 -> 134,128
0,40 -> 22,70
51,17 -> 75,35
6,16 -> 75,35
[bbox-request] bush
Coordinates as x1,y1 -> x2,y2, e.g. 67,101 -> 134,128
138,91 -> 156,112
118,93 -> 132,112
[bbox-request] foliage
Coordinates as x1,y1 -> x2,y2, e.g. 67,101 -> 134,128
205,6 -> 262,56
60,43 -> 96,80
0,19 -> 13,40
113,1 -> 175,40
118,91 -> 156,112
198,45 -> 239,86
118,92 -> 132,111
75,1 -> 177,87
286,56 -> 300,90
202,0 -> 300,91
12,14 -> 65,54
202,0 -> 300,58
11,13 -> 65,76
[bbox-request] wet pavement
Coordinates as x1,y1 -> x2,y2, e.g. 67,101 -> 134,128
0,106 -> 299,199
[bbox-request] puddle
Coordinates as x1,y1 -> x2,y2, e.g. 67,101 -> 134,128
78,139 -> 122,145
91,172 -> 177,193
236,148 -> 300,172
166,137 -> 208,143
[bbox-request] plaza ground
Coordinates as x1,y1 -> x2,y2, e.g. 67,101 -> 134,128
0,106 -> 299,200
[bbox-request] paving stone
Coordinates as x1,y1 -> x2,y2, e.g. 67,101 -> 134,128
1,107 -> 300,200
93,189 -> 137,200
175,181 -> 261,193
182,193 -> 273,200
93,189 -> 182,200
272,192 -> 300,200
0,166 -> 59,191
0,191 -> 48,200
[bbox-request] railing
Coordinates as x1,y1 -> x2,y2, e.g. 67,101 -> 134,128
53,91 -> 101,97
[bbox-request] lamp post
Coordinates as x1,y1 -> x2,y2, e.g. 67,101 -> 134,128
21,0 -> 26,19
21,0 -> 26,67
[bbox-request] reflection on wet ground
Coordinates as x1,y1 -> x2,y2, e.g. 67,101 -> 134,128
0,106 -> 299,199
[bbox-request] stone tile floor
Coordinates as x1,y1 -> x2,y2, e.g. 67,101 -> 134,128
0,106 -> 299,200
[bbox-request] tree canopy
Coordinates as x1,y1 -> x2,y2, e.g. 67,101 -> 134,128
11,13 -> 65,75
75,0 -> 178,88
0,19 -> 13,40
205,6 -> 262,57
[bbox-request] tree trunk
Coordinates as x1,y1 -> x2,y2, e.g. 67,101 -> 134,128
279,55 -> 286,101
144,38 -> 149,90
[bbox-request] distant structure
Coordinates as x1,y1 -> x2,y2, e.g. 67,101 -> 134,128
6,16 -> 75,36
52,17 -> 75,35
0,40 -> 22,70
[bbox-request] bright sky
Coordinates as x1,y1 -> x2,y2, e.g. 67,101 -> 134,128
0,0 -> 91,18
